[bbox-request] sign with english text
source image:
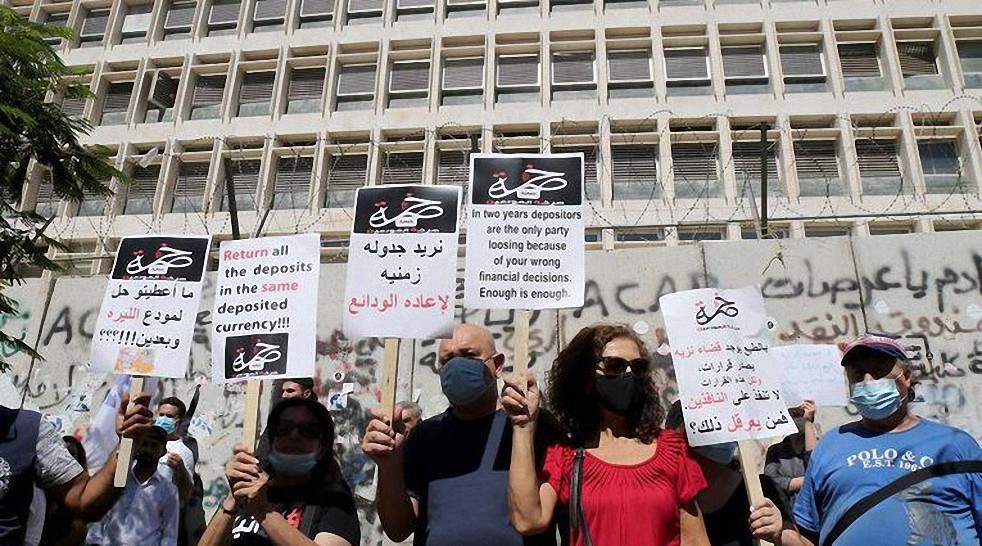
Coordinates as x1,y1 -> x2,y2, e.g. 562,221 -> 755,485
91,235 -> 211,378
660,286 -> 797,446
464,153 -> 585,310
343,184 -> 461,339
211,234 -> 320,383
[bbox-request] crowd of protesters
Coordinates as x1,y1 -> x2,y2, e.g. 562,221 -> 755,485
1,325 -> 979,546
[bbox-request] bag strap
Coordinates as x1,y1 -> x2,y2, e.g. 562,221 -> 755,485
570,448 -> 595,546
821,460 -> 982,546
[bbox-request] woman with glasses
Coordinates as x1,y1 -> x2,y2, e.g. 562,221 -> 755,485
199,397 -> 360,546
504,324 -> 711,546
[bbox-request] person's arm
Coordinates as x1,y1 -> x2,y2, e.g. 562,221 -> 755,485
503,373 -> 558,535
801,401 -> 818,453
763,457 -> 795,496
161,484 -> 180,546
679,500 -> 710,546
749,499 -> 817,546
166,452 -> 194,501
197,496 -> 236,546
361,405 -> 417,541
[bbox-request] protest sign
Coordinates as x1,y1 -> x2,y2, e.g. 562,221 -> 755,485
343,184 -> 461,340
463,153 -> 585,310
211,233 -> 320,383
771,344 -> 848,407
660,286 -> 797,447
91,235 -> 211,378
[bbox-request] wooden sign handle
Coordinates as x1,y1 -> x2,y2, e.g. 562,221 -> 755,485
738,440 -> 774,546
241,381 -> 263,452
513,310 -> 531,376
380,338 -> 400,421
113,376 -> 145,488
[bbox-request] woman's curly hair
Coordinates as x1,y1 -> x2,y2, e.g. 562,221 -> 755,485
546,323 -> 664,444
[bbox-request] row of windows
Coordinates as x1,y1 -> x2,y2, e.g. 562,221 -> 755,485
58,32 -> 982,127
29,128 -> 981,219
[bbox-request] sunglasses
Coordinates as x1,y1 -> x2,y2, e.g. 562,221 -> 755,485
273,421 -> 321,440
595,356 -> 646,376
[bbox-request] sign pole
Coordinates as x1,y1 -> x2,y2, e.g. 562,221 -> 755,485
113,376 -> 145,487
513,310 -> 531,376
738,440 -> 774,546
380,338 -> 401,421
242,382 -> 262,451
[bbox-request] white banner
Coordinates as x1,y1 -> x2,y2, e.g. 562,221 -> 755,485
211,234 -> 320,383
660,286 -> 797,446
91,235 -> 210,378
343,184 -> 461,339
772,344 -> 848,407
464,153 -> 584,309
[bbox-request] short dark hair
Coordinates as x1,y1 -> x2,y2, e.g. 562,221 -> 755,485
158,396 -> 187,419
146,425 -> 169,443
287,377 -> 316,391
265,397 -> 339,477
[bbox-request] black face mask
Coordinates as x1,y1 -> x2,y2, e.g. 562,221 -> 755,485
594,374 -> 640,415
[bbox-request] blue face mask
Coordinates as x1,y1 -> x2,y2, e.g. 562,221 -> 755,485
850,377 -> 903,420
695,442 -> 738,465
440,356 -> 491,407
154,416 -> 177,435
268,450 -> 318,476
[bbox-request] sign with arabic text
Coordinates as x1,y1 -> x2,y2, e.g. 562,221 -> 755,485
343,184 -> 461,339
660,286 -> 797,446
464,153 -> 584,310
772,344 -> 848,407
211,234 -> 320,383
91,235 -> 211,378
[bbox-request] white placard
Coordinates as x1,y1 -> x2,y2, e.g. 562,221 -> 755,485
91,235 -> 211,378
464,153 -> 584,310
660,286 -> 797,446
211,234 -> 320,383
343,184 -> 461,339
771,344 -> 848,408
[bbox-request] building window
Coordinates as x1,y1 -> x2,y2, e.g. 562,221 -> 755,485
144,72 -> 179,123
957,40 -> 982,88
253,0 -> 286,30
219,159 -> 261,212
190,75 -> 226,120
446,0 -> 486,17
34,174 -> 58,218
897,41 -> 941,90
120,4 -> 153,43
918,140 -> 963,194
551,52 -> 596,100
346,0 -> 384,23
299,0 -> 334,27
286,67 -> 326,114
42,12 -> 70,47
77,191 -> 108,217
335,64 -> 377,110
722,45 -> 769,94
664,48 -> 711,94
551,0 -> 592,12
323,154 -> 367,208
441,57 -> 483,105
855,139 -> 905,195
498,0 -> 539,14
780,44 -> 826,91
163,1 -> 197,40
207,0 -> 240,35
607,50 -> 653,97
550,146 -> 597,200
99,82 -> 133,126
496,54 -> 540,103
78,9 -> 110,47
388,61 -> 431,107
61,95 -> 87,119
794,140 -> 843,196
672,142 -> 720,198
171,161 -> 210,213
237,71 -> 275,117
273,156 -> 313,209
437,148 -> 470,186
396,0 -> 435,21
837,42 -> 882,91
732,141 -> 782,197
124,165 -> 160,214
611,145 -> 659,201
381,152 -> 424,184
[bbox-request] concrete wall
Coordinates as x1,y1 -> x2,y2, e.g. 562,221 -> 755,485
2,232 -> 981,544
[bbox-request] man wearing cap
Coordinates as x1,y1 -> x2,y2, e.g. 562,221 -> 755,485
749,334 -> 982,546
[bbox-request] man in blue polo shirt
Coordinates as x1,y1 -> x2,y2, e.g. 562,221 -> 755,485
749,334 -> 981,546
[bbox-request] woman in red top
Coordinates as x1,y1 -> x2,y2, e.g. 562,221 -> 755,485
504,324 -> 710,546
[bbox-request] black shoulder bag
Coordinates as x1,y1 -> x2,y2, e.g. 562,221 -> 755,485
570,448 -> 596,546
820,460 -> 982,546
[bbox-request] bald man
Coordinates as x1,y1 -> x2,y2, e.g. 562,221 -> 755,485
362,324 -> 554,546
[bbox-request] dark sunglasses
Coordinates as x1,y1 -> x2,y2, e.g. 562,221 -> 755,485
595,356 -> 646,376
274,421 -> 321,440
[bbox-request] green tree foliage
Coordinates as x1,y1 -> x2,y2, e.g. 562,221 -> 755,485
0,6 -> 124,371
